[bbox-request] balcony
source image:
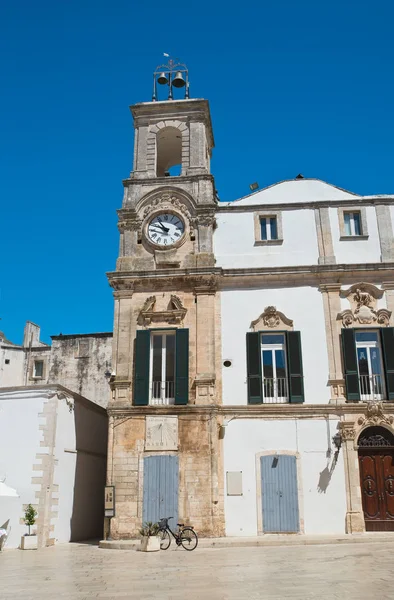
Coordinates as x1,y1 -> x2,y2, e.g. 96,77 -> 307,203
150,380 -> 175,405
262,377 -> 289,404
359,374 -> 385,402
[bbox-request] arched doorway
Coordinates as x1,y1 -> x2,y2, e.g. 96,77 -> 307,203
358,426 -> 394,531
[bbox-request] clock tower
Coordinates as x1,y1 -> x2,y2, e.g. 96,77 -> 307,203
106,60 -> 224,540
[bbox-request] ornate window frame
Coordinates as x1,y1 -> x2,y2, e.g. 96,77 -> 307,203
338,206 -> 368,240
253,211 -> 283,246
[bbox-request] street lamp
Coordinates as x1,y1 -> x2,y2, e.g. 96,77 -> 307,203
152,57 -> 189,101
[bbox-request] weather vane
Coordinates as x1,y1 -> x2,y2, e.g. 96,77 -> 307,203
152,54 -> 189,101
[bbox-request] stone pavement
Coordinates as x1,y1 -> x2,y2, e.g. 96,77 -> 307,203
1,541 -> 394,600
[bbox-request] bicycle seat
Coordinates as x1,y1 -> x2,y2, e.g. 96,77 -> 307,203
177,523 -> 184,527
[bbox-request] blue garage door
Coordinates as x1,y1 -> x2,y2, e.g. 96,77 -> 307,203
261,454 -> 300,533
143,455 -> 179,524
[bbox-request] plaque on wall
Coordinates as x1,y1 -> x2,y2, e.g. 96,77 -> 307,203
104,485 -> 115,517
145,416 -> 178,451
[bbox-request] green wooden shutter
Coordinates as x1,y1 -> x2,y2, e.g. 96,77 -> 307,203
246,332 -> 263,404
175,328 -> 189,405
286,331 -> 305,404
380,327 -> 394,401
134,330 -> 150,406
341,329 -> 360,402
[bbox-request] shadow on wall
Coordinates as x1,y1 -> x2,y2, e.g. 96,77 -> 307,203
69,401 -> 108,542
317,450 -> 339,494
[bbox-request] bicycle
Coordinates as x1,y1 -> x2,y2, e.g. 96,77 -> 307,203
157,517 -> 198,551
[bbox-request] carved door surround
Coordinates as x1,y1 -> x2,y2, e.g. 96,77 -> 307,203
338,401 -> 394,533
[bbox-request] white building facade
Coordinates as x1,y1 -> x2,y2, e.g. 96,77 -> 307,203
216,178 -> 394,535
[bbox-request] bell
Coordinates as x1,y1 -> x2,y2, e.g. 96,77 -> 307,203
157,72 -> 169,85
172,71 -> 186,88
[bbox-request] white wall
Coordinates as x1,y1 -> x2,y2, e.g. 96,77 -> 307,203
214,209 -> 319,268
223,418 -> 347,536
0,395 -> 44,548
329,206 -> 381,264
221,287 -> 330,405
0,347 -> 25,387
53,398 -> 77,544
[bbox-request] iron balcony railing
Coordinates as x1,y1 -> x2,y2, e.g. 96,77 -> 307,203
150,380 -> 175,405
359,374 -> 384,401
262,377 -> 289,404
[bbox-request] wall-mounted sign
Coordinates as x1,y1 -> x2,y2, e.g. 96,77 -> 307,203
105,486 -> 115,517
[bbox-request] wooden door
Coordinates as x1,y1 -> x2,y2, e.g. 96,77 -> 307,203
358,427 -> 394,531
143,455 -> 179,525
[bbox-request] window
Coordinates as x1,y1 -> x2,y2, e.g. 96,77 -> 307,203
260,217 -> 278,241
76,339 -> 89,358
246,331 -> 304,404
338,207 -> 368,240
355,331 -> 385,401
150,332 -> 175,404
344,212 -> 362,236
342,327 -> 394,402
134,329 -> 189,406
261,333 -> 288,403
33,360 -> 44,378
254,211 -> 283,245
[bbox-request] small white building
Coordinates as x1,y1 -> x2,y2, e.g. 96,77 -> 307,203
0,385 -> 108,548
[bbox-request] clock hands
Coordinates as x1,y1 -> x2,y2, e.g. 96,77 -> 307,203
157,218 -> 170,233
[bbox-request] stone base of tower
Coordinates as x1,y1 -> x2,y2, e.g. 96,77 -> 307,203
106,409 -> 225,539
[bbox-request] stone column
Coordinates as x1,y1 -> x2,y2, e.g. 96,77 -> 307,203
314,207 -> 336,265
319,284 -> 345,402
376,205 -> 394,262
340,422 -> 365,533
194,280 -> 217,404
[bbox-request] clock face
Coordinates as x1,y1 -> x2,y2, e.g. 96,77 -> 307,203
147,213 -> 185,247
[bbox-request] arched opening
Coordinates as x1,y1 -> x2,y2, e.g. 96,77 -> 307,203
358,426 -> 394,531
156,127 -> 182,177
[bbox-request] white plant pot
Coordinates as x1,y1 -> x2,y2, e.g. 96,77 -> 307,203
20,535 -> 38,550
140,535 -> 160,552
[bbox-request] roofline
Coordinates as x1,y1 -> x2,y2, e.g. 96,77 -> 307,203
226,177 -> 361,204
51,332 -> 113,340
0,384 -> 108,415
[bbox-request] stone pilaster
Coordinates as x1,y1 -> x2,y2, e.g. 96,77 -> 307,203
340,422 -> 365,533
319,284 -> 344,402
382,281 -> 394,316
194,283 -> 216,404
315,207 -> 336,265
376,205 -> 394,262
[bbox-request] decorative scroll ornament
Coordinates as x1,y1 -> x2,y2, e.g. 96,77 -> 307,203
139,295 -> 187,325
251,306 -> 293,331
339,422 -> 356,441
357,401 -> 394,428
338,284 -> 391,327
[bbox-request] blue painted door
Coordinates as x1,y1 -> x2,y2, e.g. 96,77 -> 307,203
143,455 -> 179,524
261,454 -> 300,533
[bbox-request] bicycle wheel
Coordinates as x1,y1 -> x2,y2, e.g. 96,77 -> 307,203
180,527 -> 198,551
159,529 -> 171,550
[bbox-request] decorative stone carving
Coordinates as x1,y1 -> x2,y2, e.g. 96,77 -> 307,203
337,283 -> 391,327
193,275 -> 218,295
139,295 -> 187,325
339,422 -> 356,441
357,401 -> 394,428
145,416 -> 178,451
250,306 -> 293,331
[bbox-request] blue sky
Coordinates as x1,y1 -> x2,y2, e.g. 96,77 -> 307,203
1,0 -> 394,344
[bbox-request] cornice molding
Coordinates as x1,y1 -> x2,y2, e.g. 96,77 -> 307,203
217,197 -> 394,213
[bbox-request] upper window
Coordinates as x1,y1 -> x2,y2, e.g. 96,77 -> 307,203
150,332 -> 175,405
344,212 -> 362,236
134,328 -> 189,406
338,207 -> 368,240
355,331 -> 385,401
261,333 -> 288,403
260,217 -> 278,241
33,360 -> 44,378
254,211 -> 283,245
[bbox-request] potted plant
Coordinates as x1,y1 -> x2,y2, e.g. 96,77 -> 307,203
139,521 -> 161,552
20,504 -> 38,550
